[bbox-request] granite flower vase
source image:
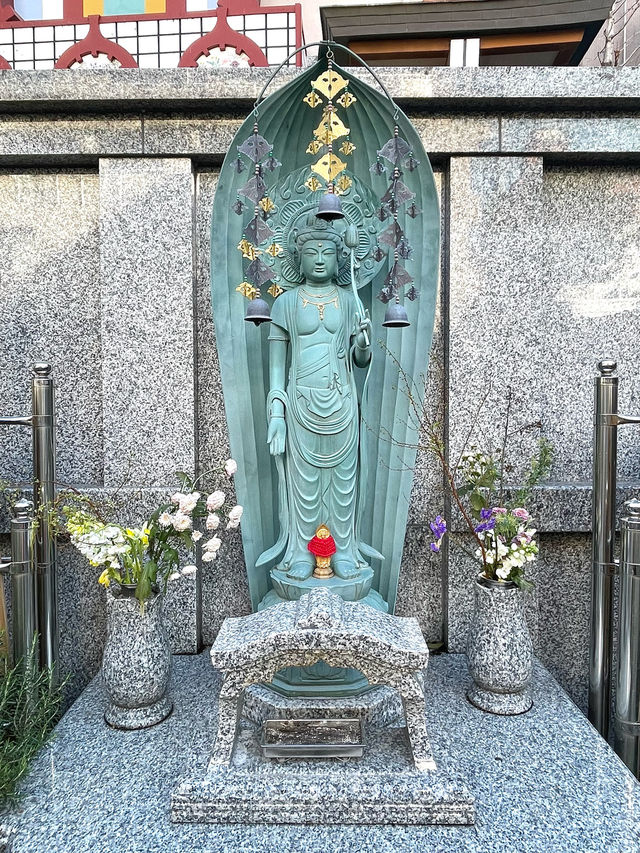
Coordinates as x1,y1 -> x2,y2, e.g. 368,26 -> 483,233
102,587 -> 173,730
466,574 -> 533,715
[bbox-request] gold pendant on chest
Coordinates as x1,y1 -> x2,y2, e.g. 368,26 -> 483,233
300,289 -> 339,322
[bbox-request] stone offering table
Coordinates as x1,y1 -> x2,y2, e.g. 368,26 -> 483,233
207,587 -> 434,772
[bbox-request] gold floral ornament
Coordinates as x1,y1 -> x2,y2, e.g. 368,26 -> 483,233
306,140 -> 323,155
303,91 -> 323,108
335,175 -> 353,194
337,91 -> 357,109
237,238 -> 258,260
236,281 -> 258,300
311,153 -> 347,182
267,282 -> 284,298
313,110 -> 349,145
259,197 -> 275,214
266,242 -> 283,258
311,69 -> 348,99
339,140 -> 356,156
305,175 -> 324,192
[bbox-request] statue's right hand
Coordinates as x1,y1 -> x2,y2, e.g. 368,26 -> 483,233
267,417 -> 286,456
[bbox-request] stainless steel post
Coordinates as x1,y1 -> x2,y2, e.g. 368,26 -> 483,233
614,499 -> 640,778
590,359 -> 618,738
9,498 -> 37,666
31,363 -> 57,674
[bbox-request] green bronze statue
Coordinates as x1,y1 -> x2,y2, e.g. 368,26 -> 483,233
265,216 -> 371,583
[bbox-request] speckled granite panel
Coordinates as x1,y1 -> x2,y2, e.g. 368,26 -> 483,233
4,653 -> 640,851
395,525 -> 443,645
99,157 -> 195,488
0,116 -> 142,158
541,167 -> 640,483
0,171 -> 102,488
501,115 -> 640,154
195,171 -> 252,644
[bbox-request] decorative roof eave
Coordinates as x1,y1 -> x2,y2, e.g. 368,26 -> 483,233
321,0 -> 611,64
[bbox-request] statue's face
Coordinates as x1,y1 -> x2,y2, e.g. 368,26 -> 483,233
300,240 -> 338,285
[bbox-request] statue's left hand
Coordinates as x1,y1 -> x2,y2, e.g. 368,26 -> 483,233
355,316 -> 372,349
267,416 -> 286,456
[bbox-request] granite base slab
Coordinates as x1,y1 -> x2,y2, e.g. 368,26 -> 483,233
3,653 -> 640,853
172,723 -> 474,826
243,683 -> 403,728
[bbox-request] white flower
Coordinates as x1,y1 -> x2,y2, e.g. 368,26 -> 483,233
191,530 -> 203,542
206,513 -> 220,530
171,492 -> 184,506
202,550 -> 217,563
168,571 -> 181,582
158,511 -> 173,528
496,565 -> 510,580
179,492 -> 200,514
226,505 -> 243,529
207,490 -> 225,511
181,565 -> 197,577
205,536 -> 222,553
171,512 -> 192,532
224,459 -> 238,477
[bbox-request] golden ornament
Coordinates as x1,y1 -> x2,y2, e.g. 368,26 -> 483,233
305,175 -> 323,193
267,282 -> 284,298
237,238 -> 258,260
303,91 -> 322,108
236,282 -> 258,300
266,242 -> 283,258
311,153 -> 347,182
259,197 -> 275,214
339,140 -> 356,156
311,69 -> 348,99
306,140 -> 323,155
337,91 -> 357,109
335,175 -> 353,194
313,110 -> 349,144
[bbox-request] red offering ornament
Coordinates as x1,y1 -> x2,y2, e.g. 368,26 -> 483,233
308,523 -> 336,578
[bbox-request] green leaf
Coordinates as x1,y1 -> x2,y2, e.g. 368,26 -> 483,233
175,471 -> 193,491
470,492 -> 486,513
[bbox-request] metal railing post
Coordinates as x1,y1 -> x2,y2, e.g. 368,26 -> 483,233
614,499 -> 640,778
8,498 -> 37,667
590,359 -> 618,737
31,363 -> 58,674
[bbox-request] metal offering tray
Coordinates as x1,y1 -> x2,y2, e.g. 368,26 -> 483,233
260,718 -> 364,759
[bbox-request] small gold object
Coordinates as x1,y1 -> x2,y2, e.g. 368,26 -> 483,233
313,110 -> 349,144
311,69 -> 348,99
266,242 -> 283,258
306,140 -> 323,155
339,140 -> 356,156
335,175 -> 353,194
337,91 -> 357,109
310,523 -> 335,579
236,281 -> 258,300
300,288 -> 339,321
237,238 -> 258,260
311,153 -> 347,182
267,282 -> 284,298
259,197 -> 275,214
303,91 -> 323,108
305,175 -> 323,193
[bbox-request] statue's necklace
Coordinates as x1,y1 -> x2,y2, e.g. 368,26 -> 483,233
299,287 -> 338,322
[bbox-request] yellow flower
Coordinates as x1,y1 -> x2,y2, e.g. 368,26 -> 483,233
98,569 -> 110,587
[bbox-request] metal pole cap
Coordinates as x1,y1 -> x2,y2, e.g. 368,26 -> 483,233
13,498 -> 33,518
597,359 -> 617,376
623,498 -> 640,518
32,363 -> 52,377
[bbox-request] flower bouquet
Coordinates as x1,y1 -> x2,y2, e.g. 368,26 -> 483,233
63,460 -> 243,604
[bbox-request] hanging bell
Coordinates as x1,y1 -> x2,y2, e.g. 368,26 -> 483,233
382,301 -> 410,328
244,297 -> 272,326
316,192 -> 345,221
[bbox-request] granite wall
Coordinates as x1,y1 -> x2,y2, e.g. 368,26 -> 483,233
1,67 -> 639,714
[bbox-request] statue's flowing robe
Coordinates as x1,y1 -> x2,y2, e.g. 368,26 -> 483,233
268,286 -> 366,570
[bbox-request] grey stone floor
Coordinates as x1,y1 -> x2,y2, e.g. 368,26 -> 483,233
2,652 -> 640,853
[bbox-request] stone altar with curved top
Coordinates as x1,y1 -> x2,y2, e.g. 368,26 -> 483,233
207,586 -> 435,772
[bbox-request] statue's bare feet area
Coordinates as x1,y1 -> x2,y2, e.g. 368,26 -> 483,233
287,561 -> 314,581
333,559 -> 359,579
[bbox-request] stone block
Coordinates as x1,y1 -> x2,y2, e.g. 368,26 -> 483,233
501,116 -> 640,154
0,116 -> 142,159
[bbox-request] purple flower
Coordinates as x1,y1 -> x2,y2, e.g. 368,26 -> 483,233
493,507 -> 507,515
480,507 -> 493,521
475,518 -> 496,534
430,516 -> 447,539
430,542 -> 440,553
